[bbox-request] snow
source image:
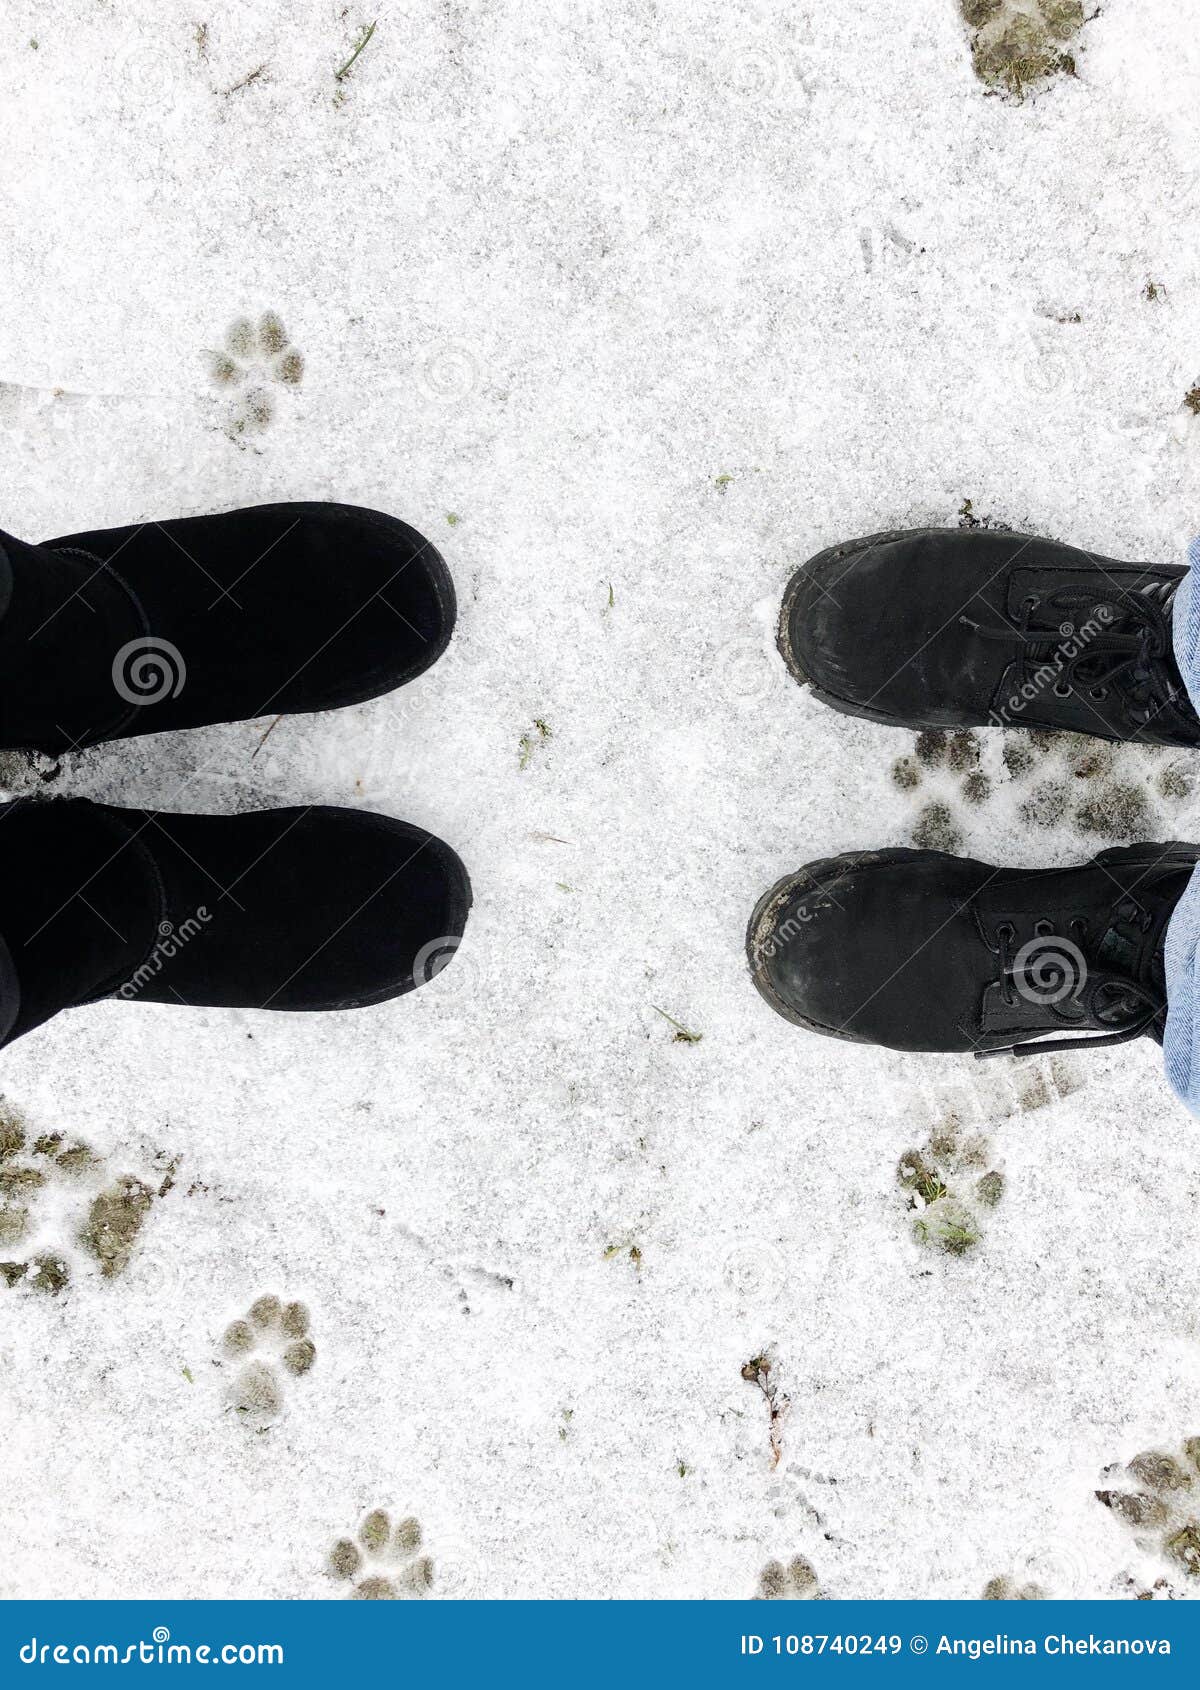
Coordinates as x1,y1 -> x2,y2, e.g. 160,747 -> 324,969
2,0 -> 1200,1601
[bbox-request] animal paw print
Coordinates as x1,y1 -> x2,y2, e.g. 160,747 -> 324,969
1009,733 -> 1192,842
1096,1441 -> 1200,1591
894,728 -> 986,853
207,311 -> 304,441
897,1106 -> 1004,1258
328,1508 -> 435,1599
220,1294 -> 315,1425
983,1574 -> 1045,1599
755,1554 -> 820,1600
960,0 -> 1085,99
0,1102 -> 161,1293
895,727 -> 1194,854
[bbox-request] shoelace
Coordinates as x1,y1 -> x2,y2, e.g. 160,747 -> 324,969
959,581 -> 1183,729
976,906 -> 1166,1060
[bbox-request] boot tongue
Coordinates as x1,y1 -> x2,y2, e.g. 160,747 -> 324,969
0,530 -> 146,752
1097,866 -> 1193,1000
0,799 -> 161,1045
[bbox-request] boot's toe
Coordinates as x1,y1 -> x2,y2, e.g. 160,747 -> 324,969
282,503 -> 456,706
119,805 -> 472,1014
47,502 -> 457,739
252,809 -> 473,1011
779,532 -> 927,713
748,849 -> 989,1053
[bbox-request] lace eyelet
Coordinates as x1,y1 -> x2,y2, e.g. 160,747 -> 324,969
1089,686 -> 1108,701
1053,681 -> 1072,698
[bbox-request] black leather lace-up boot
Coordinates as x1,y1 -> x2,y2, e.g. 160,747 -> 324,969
747,842 -> 1199,1059
779,527 -> 1200,747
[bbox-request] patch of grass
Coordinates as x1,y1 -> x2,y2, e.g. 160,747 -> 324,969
963,0 -> 1083,100
913,1206 -> 980,1255
899,1121 -> 1002,1259
650,1005 -> 702,1044
221,63 -> 268,97
30,1252 -> 70,1295
741,1351 -> 789,1469
336,20 -> 377,81
79,1176 -> 154,1278
602,1242 -> 643,1271
518,718 -> 552,770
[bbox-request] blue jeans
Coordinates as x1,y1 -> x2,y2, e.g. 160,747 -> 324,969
1162,539 -> 1200,1113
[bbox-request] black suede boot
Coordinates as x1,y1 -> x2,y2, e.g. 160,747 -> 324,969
0,502 -> 455,753
778,527 -> 1200,746
0,798 -> 470,1047
747,843 -> 1198,1058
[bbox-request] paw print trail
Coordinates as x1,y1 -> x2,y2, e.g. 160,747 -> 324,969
896,728 -> 1195,855
0,1103 -> 164,1294
1097,1441 -> 1200,1591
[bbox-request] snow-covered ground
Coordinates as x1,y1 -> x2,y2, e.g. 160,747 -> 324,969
2,0 -> 1200,1602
